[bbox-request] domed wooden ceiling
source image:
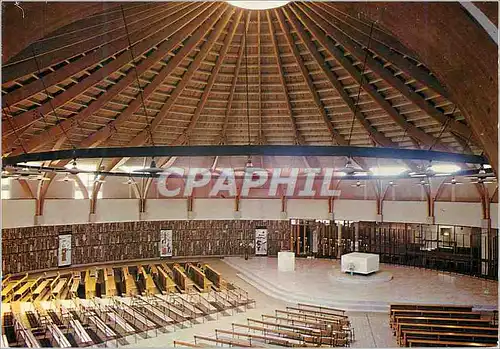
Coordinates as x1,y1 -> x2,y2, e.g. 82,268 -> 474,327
2,1 -> 482,162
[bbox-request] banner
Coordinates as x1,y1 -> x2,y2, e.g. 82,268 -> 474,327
255,229 -> 268,255
160,229 -> 173,257
58,234 -> 72,267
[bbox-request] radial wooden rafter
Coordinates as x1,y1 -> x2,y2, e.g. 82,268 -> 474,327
2,1 -> 487,173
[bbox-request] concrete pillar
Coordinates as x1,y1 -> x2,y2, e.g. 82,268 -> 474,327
34,215 -> 44,226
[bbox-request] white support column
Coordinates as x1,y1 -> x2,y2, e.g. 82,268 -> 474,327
354,222 -> 359,252
337,223 -> 343,258
34,215 -> 44,226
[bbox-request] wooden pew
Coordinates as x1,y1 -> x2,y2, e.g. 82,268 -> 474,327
173,340 -> 203,347
156,264 -> 177,294
232,322 -> 334,346
408,338 -> 494,347
262,314 -> 342,333
186,263 -> 212,293
394,316 -> 492,330
193,334 -> 253,347
104,268 -> 116,297
122,267 -> 138,296
297,303 -> 346,315
215,328 -> 307,347
68,272 -> 80,298
391,309 -> 483,326
390,303 -> 473,312
1,334 -> 9,348
84,269 -> 97,299
139,266 -> 157,295
13,280 -> 36,301
276,309 -> 345,326
397,323 -> 498,345
172,264 -> 194,293
401,330 -> 498,347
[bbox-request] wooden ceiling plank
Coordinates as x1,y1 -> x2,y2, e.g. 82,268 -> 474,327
2,2 -> 204,110
124,5 -> 234,147
290,3 -> 447,152
284,7 -> 393,148
257,11 -> 264,145
274,8 -> 346,146
319,2 -> 418,60
297,3 -> 473,141
266,11 -> 305,146
219,13 -> 249,145
6,4 -> 220,156
173,10 -> 243,146
8,3 -> 168,64
312,2 -> 450,99
2,2 -> 188,83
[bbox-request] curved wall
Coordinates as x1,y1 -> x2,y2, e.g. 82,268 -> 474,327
2,198 -> 497,229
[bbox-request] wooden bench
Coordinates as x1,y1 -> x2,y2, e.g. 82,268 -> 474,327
401,330 -> 498,347
262,314 -> 344,334
216,328 -> 306,347
394,316 -> 492,331
297,303 -> 346,315
397,323 -> 498,345
390,309 -> 483,329
390,303 -> 473,312
408,338 -> 494,347
173,340 -> 203,347
193,334 -> 253,347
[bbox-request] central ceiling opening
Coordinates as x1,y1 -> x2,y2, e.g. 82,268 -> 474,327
226,1 -> 290,10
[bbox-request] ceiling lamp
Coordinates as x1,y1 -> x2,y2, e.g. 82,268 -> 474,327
227,1 -> 290,10
350,181 -> 366,188
134,158 -> 163,174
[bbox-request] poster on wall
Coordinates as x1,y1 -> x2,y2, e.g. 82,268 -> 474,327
160,229 -> 173,257
255,229 -> 268,255
58,234 -> 72,267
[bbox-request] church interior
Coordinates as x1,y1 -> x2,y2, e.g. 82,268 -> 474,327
1,1 -> 498,347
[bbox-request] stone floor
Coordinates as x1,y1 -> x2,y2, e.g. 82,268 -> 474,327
224,257 -> 498,308
124,259 -> 398,347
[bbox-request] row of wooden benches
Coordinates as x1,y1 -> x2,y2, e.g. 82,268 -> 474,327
174,303 -> 354,347
389,303 -> 498,347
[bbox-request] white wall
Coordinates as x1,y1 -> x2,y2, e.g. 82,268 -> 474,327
193,199 -> 234,220
144,199 -> 188,220
383,201 -> 427,223
44,200 -> 90,225
287,199 -> 329,220
95,199 -> 140,222
435,202 -> 483,227
334,200 -> 377,221
240,199 -> 282,220
1,198 -> 491,228
1,200 -> 36,228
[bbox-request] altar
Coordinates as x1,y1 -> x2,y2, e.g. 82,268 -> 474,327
341,252 -> 379,275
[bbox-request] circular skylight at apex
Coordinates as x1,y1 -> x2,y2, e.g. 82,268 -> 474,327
227,1 -> 290,10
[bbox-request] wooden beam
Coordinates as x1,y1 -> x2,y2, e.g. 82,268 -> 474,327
7,3 -> 219,156
8,3 -> 167,64
2,3 -> 209,143
173,9 -> 242,145
283,7 -> 392,148
266,11 -> 305,146
2,2 -> 123,64
314,2 -> 451,99
2,3 -> 183,83
257,11 -> 263,145
218,13 -> 249,145
296,3 -> 473,141
274,9 -> 368,170
17,179 -> 35,199
86,4 -> 230,149
289,3 -> 447,152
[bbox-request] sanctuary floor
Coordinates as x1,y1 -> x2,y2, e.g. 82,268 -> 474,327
223,256 -> 498,311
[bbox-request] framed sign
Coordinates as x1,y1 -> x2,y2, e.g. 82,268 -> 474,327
58,234 -> 72,267
160,229 -> 173,257
255,229 -> 268,255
